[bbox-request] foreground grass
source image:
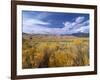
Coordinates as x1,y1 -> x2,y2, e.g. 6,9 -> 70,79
22,36 -> 89,69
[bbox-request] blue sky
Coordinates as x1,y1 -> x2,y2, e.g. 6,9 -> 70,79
22,11 -> 89,34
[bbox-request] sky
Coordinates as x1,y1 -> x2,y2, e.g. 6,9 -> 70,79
22,10 -> 89,35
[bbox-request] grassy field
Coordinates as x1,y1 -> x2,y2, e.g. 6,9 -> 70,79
22,34 -> 89,69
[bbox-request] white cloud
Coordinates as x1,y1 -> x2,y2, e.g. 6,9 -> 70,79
62,22 -> 73,31
23,19 -> 50,26
23,16 -> 89,34
62,16 -> 86,32
23,18 -> 51,34
75,26 -> 89,33
36,12 -> 50,20
62,16 -> 89,34
75,16 -> 85,23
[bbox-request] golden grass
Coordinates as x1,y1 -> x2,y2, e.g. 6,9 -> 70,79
22,36 -> 89,69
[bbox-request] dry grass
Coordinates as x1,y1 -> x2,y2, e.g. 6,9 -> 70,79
22,35 -> 89,69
